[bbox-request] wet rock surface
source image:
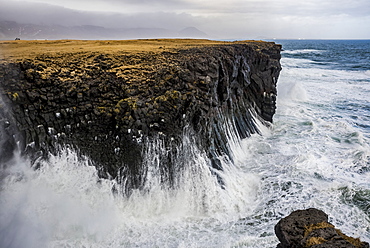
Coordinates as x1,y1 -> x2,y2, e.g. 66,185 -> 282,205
275,208 -> 369,248
0,39 -> 281,191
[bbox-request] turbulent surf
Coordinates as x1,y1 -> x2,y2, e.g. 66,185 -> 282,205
1,40 -> 370,248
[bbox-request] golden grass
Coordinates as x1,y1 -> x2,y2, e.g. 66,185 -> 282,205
304,222 -> 365,248
0,39 -> 263,62
336,228 -> 365,248
305,237 -> 327,246
304,222 -> 335,238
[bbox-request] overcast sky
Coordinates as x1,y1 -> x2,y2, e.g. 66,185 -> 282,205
1,0 -> 369,39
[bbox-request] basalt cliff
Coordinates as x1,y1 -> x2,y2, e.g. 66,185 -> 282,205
0,39 -> 281,192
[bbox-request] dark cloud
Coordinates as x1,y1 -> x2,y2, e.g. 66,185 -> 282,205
0,0 -> 199,30
1,0 -> 370,39
0,1 -> 91,26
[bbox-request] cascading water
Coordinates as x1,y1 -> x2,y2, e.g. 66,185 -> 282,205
1,39 -> 370,248
0,118 -> 263,248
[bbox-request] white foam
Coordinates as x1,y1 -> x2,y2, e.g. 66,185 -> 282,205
0,136 -> 264,248
282,49 -> 324,54
1,48 -> 370,247
0,150 -> 121,248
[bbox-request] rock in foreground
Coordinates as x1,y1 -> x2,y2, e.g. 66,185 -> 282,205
275,208 -> 369,248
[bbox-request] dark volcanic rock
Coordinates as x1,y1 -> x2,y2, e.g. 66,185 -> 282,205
275,208 -> 369,248
0,39 -> 281,193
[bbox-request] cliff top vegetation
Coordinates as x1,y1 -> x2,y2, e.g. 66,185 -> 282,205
0,39 -> 266,62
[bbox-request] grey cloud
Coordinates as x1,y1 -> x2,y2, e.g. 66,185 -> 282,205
0,1 -> 91,26
1,0 -> 369,39
0,0 -> 199,30
8,0 -> 192,13
208,0 -> 370,17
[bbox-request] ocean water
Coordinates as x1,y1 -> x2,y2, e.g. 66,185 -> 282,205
1,40 -> 370,247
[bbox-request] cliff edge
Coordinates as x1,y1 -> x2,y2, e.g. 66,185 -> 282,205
0,39 -> 281,192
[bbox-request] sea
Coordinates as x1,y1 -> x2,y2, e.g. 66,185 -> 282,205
0,39 -> 370,248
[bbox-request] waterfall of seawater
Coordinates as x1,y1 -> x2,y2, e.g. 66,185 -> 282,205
2,40 -> 370,247
0,104 -> 265,247
2,80 -> 369,247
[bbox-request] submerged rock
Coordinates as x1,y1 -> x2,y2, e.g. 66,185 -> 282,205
275,208 -> 369,248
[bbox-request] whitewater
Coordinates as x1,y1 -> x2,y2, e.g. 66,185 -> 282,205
1,40 -> 370,247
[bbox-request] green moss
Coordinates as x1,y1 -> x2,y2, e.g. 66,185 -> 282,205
11,92 -> 19,100
114,107 -> 121,114
115,97 -> 138,114
155,90 -> 180,103
163,74 -> 174,81
96,106 -> 112,117
97,106 -> 106,111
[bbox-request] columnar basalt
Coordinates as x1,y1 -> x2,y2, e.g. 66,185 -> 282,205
0,39 -> 281,191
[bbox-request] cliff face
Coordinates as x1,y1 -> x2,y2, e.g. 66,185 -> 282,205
0,39 -> 281,192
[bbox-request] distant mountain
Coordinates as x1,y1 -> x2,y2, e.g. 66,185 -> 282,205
0,20 -> 208,40
178,27 -> 208,38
